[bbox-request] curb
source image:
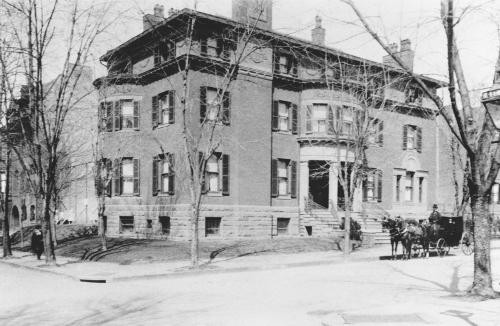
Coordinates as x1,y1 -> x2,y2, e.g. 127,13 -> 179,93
111,253 -> 381,282
0,257 -> 80,282
0,250 -> 388,283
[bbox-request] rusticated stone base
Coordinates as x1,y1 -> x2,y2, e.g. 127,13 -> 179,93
104,203 -> 300,240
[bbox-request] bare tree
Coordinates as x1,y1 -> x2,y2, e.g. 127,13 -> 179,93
1,0 -> 111,264
342,0 -> 500,298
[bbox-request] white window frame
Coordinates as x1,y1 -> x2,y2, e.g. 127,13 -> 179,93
121,158 -> 134,195
278,101 -> 290,132
277,159 -> 289,196
206,154 -> 221,193
311,104 -> 328,134
406,125 -> 417,150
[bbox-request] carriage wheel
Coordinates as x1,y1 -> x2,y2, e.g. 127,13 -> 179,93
437,238 -> 447,257
460,232 -> 474,255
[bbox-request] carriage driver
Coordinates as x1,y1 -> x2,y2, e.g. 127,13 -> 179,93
428,204 -> 442,225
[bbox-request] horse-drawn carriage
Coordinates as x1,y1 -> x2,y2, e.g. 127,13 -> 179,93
383,215 -> 471,259
410,216 -> 463,257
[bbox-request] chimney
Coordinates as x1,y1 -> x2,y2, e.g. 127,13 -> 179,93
382,39 -> 414,71
232,0 -> 273,30
143,4 -> 165,31
311,15 -> 325,46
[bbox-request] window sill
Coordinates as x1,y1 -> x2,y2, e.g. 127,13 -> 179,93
206,191 -> 223,197
157,193 -> 174,197
114,194 -> 141,197
154,123 -> 173,130
277,195 -> 292,200
273,130 -> 294,135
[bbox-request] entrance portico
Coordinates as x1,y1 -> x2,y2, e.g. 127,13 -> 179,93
299,143 -> 355,213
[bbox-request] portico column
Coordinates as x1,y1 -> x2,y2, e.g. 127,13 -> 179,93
299,161 -> 309,212
329,162 -> 338,210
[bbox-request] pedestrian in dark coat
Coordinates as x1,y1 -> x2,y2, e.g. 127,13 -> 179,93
31,226 -> 44,260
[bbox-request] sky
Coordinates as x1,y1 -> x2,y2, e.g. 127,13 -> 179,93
88,0 -> 500,105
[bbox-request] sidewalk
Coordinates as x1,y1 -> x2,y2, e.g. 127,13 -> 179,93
0,244 -> 390,282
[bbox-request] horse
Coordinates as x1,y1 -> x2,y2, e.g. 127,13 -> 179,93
382,217 -> 405,259
402,219 -> 431,259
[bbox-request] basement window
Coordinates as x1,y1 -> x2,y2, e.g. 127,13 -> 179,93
120,216 -> 134,233
277,218 -> 290,235
205,217 -> 221,237
159,216 -> 170,235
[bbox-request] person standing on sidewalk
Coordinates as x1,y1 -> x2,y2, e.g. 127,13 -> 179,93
31,225 -> 44,260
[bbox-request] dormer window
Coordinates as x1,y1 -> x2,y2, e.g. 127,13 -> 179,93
200,37 -> 230,60
274,53 -> 297,77
405,87 -> 423,105
153,40 -> 175,67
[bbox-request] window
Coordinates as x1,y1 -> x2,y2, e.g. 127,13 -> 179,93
272,101 -> 297,133
278,102 -> 289,131
152,91 -> 175,127
274,53 -> 297,76
30,205 -> 35,221
121,159 -> 134,195
146,219 -> 153,229
395,175 -> 401,202
113,158 -> 140,196
403,125 -> 422,152
96,158 -> 112,197
405,87 -> 423,105
405,171 -> 414,202
277,218 -> 290,235
153,40 -> 175,67
271,159 -> 297,198
153,154 -> 174,195
120,216 -> 134,233
99,99 -> 140,132
205,217 -> 221,237
418,177 -> 424,203
363,170 -> 382,202
368,118 -> 384,146
159,216 -> 170,235
200,37 -> 229,60
201,152 -> 230,195
312,104 -> 327,133
342,106 -> 353,136
0,172 -> 5,193
207,154 -> 220,192
277,160 -> 289,196
200,87 -> 230,125
492,184 -> 499,204
99,102 -> 113,132
121,100 -> 135,129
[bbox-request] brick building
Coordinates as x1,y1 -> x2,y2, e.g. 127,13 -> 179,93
94,0 -> 458,240
3,65 -> 98,229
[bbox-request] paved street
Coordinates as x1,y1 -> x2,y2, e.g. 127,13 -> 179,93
0,246 -> 499,325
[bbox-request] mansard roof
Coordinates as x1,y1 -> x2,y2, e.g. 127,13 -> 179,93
101,8 -> 445,88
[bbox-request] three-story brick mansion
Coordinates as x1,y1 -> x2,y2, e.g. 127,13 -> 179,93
94,0 -> 458,240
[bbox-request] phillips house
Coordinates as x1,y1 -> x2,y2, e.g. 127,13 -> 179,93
94,0 -> 458,241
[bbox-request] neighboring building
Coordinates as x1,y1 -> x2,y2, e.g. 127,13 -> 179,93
6,65 -> 98,228
94,0 -> 458,240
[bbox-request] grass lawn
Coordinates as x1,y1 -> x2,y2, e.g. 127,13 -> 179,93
55,236 -> 342,264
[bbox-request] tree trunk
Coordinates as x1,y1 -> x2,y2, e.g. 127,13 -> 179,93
469,194 -> 497,297
2,150 -> 12,257
42,195 -> 56,264
344,206 -> 351,255
190,203 -> 199,268
98,196 -> 107,251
